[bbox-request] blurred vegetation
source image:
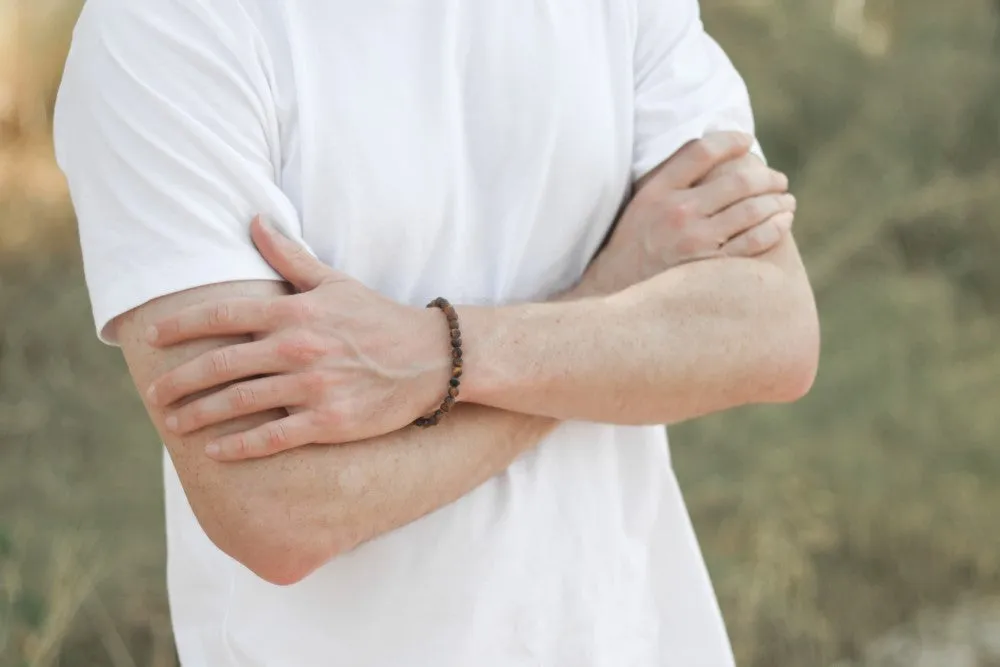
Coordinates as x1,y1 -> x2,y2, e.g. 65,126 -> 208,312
1,0 -> 998,665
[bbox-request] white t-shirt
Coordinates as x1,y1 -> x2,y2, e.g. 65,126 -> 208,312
56,0 -> 758,664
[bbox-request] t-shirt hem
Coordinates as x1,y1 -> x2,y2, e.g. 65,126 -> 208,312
91,252 -> 283,346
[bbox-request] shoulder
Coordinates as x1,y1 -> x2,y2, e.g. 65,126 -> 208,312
68,0 -> 273,68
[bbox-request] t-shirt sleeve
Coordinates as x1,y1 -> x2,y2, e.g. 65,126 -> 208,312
54,0 -> 304,345
631,0 -> 765,183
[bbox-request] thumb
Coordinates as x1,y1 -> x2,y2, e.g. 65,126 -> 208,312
250,216 -> 332,292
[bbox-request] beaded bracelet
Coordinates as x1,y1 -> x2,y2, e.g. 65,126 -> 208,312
412,297 -> 462,428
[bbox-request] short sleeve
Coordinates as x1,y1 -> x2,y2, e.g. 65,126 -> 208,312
631,0 -> 764,182
54,0 -> 304,344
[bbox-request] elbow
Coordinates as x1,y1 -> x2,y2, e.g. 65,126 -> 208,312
770,301 -> 820,403
198,501 -> 359,587
236,524 -> 359,587
242,546 -> 325,588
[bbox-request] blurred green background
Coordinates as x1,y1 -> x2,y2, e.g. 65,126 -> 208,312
1,0 -> 999,665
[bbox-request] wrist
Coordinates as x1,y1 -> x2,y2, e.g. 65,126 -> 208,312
447,304 -> 495,406
410,305 -> 456,416
453,298 -> 607,411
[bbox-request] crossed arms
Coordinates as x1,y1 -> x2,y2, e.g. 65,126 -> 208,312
56,0 -> 818,586
111,138 -> 817,586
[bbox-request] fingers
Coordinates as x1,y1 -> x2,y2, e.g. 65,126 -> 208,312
146,339 -> 287,407
711,192 -> 797,241
163,374 -> 311,435
661,132 -> 755,188
720,211 -> 795,258
251,216 -> 332,292
204,412 -> 319,461
149,298 -> 276,346
692,167 -> 789,217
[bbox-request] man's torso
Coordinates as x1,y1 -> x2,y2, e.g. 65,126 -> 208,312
159,2 -> 735,665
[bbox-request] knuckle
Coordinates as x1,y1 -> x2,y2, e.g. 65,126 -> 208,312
209,349 -> 231,376
744,198 -> 766,222
177,405 -> 200,431
732,170 -> 756,195
265,423 -> 288,451
278,333 -> 324,364
743,231 -> 764,255
232,384 -> 256,411
209,302 -> 232,327
747,224 -> 780,255
664,201 -> 694,229
300,371 -> 329,394
230,435 -> 249,459
149,379 -> 170,404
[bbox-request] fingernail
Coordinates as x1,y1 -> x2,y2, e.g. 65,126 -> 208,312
785,194 -> 797,210
205,442 -> 222,457
146,384 -> 158,404
164,415 -> 178,432
145,325 -> 158,344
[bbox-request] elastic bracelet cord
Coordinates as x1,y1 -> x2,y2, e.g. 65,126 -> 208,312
413,297 -> 462,428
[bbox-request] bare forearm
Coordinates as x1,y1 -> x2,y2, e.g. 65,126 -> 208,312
460,237 -> 820,424
121,276 -> 624,584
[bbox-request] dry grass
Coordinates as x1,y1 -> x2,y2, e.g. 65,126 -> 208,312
1,0 -> 999,665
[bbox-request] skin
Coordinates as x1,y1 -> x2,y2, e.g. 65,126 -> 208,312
116,133 -> 811,585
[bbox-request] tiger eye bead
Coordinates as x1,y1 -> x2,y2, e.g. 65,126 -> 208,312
414,296 -> 464,428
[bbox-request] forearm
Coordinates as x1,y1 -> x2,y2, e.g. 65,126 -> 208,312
121,276 -> 629,585
459,237 -> 819,424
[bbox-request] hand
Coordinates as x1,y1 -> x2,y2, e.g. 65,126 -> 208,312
581,132 -> 795,295
144,217 -> 453,460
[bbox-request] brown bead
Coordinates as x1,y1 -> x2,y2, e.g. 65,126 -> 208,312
443,396 -> 456,409
433,409 -> 446,420
448,386 -> 459,398
451,338 -> 462,349
450,328 -> 460,339
440,401 -> 452,413
452,348 -> 463,359
443,304 -> 457,317
451,365 -> 463,378
414,417 -> 429,428
449,378 -> 460,388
